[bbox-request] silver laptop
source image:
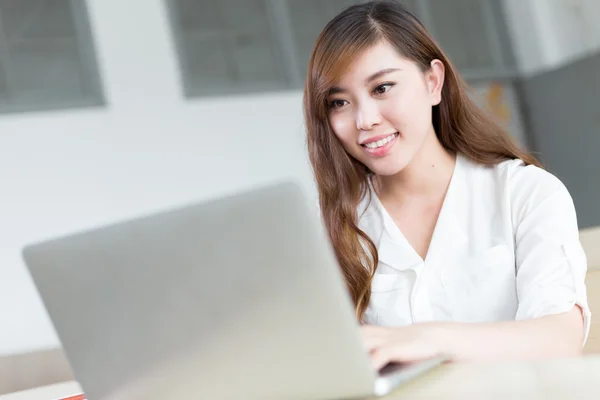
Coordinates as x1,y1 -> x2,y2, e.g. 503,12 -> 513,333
22,181 -> 444,400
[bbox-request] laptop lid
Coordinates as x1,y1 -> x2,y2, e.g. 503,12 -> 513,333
23,181 -> 377,399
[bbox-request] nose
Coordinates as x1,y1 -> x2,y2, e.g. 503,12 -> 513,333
355,101 -> 381,131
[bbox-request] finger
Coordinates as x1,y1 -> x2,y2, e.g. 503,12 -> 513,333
371,347 -> 393,371
362,335 -> 382,352
360,326 -> 387,351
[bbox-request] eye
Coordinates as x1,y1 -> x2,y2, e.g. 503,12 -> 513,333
328,99 -> 348,110
373,83 -> 394,95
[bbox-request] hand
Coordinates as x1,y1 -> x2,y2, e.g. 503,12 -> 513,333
361,324 -> 446,370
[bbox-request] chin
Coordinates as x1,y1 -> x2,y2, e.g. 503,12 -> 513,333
368,160 -> 409,176
370,165 -> 404,176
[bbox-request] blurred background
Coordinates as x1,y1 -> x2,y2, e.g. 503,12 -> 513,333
0,0 -> 598,394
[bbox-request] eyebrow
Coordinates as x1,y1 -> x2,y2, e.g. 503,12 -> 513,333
328,68 -> 402,96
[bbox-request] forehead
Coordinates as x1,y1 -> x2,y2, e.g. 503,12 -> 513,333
333,41 -> 411,87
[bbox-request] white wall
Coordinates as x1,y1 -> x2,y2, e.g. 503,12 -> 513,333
581,0 -> 600,46
0,0 -> 314,356
503,0 -> 600,77
0,0 -> 527,356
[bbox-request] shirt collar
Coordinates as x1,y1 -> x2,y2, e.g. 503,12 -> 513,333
359,153 -> 470,271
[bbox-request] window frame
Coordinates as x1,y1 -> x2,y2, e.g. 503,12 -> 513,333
0,0 -> 104,115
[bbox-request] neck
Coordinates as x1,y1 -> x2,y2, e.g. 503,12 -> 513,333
375,131 -> 456,203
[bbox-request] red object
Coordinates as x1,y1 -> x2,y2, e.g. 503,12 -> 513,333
58,395 -> 86,400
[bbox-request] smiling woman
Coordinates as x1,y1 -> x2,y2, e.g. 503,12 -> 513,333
304,0 -> 590,369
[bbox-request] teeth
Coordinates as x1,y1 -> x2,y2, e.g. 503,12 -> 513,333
365,133 -> 396,149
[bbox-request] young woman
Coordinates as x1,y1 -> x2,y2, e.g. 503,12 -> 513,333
304,1 -> 590,369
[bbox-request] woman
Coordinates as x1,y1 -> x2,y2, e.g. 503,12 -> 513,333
304,1 -> 589,369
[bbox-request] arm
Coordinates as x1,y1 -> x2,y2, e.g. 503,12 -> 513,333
439,306 -> 585,362
436,306 -> 584,361
363,305 -> 584,369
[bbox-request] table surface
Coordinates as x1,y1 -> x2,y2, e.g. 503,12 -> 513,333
2,355 -> 600,400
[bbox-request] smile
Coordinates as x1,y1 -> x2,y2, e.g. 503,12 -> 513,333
362,132 -> 399,149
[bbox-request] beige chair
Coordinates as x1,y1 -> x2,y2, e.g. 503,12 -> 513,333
584,270 -> 600,354
0,348 -> 73,395
582,227 -> 600,354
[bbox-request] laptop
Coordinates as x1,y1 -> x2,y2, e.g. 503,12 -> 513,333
22,181 -> 445,400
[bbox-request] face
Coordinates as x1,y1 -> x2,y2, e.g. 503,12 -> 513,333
326,40 -> 445,176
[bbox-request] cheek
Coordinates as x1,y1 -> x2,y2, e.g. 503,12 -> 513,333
383,91 -> 431,132
329,114 -> 356,145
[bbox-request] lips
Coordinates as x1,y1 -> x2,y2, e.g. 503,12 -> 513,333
361,132 -> 398,149
360,132 -> 398,157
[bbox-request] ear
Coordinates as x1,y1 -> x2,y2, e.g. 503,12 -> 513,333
426,59 -> 445,106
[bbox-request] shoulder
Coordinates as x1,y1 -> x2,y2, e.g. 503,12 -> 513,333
497,158 -> 575,224
463,155 -> 577,232
462,155 -> 561,190
462,155 -> 571,204
497,158 -> 566,197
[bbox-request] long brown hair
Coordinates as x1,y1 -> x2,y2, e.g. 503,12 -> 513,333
304,1 -> 541,321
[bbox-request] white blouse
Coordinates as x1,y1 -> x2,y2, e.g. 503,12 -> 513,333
359,154 -> 591,342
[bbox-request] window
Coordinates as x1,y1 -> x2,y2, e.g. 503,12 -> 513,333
0,0 -> 104,114
168,0 -> 291,97
168,0 -> 516,98
422,0 -> 515,80
287,0 -> 362,80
